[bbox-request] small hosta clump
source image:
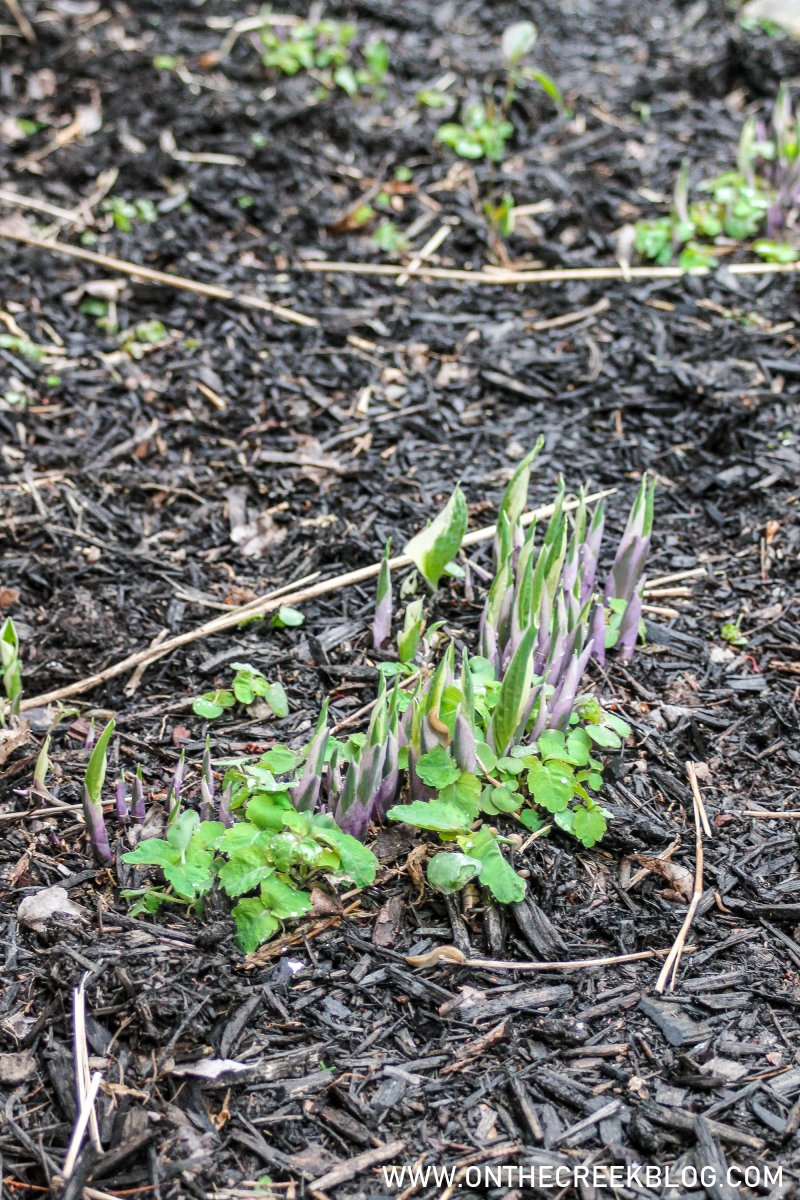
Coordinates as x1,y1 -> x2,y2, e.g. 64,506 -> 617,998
634,87 -> 800,268
73,441 -> 655,951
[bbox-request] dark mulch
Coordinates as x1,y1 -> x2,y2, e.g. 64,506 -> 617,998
1,0 -> 799,1196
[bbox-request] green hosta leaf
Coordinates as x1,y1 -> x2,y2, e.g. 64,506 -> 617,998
398,598 -> 424,663
497,438 -> 543,532
218,849 -> 274,897
85,719 -> 115,805
527,759 -> 575,813
459,828 -> 526,903
310,816 -> 378,886
387,797 -> 474,834
260,875 -> 313,921
232,897 -> 280,953
260,746 -> 300,774
490,624 -> 536,755
403,486 -> 468,590
586,725 -> 623,750
572,804 -> 608,848
427,851 -> 481,894
416,745 -> 461,789
469,657 -> 496,688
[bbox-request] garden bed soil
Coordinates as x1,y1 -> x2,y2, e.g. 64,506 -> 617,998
1,1 -> 800,1196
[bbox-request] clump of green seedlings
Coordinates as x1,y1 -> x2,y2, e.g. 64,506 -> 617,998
634,87 -> 800,268
193,662 -> 288,720
258,18 -> 388,97
67,443 -> 654,953
436,22 -> 563,162
101,196 -> 158,233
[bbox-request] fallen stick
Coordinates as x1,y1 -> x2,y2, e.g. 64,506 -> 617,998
406,945 -> 687,972
19,490 -> 614,712
655,762 -> 708,993
300,257 -> 800,285
741,809 -> 800,819
0,227 -> 318,329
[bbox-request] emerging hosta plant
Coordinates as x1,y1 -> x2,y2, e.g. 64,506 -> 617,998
84,448 -> 654,948
634,87 -> 800,267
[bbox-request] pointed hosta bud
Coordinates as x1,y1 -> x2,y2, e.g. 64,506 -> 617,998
83,783 -> 112,864
131,766 -> 146,821
218,782 -> 233,828
202,737 -> 214,800
408,746 -> 434,802
290,773 -> 322,813
479,615 -> 500,674
618,591 -> 643,661
372,544 -> 393,652
579,504 -> 605,603
590,602 -> 607,667
530,689 -> 551,741
548,640 -> 595,730
453,710 -> 476,774
199,778 -> 214,822
291,703 -> 330,813
167,750 -> 185,817
115,774 -> 129,823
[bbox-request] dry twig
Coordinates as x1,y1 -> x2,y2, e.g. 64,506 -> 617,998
655,762 -> 709,992
20,490 -> 614,712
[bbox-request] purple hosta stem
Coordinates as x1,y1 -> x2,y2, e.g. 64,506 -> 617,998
420,713 -> 446,754
199,778 -> 214,822
202,743 -> 214,803
479,615 -> 500,676
606,533 -> 649,606
372,585 -> 392,653
590,602 -> 607,667
453,711 -> 476,774
548,639 -> 595,731
529,688 -> 551,742
578,516 -> 604,604
131,772 -> 146,821
617,590 -> 643,661
115,776 -> 129,824
83,783 -> 112,864
291,713 -> 330,812
291,773 -> 322,813
218,782 -> 233,828
408,746 -> 434,802
167,753 -> 185,816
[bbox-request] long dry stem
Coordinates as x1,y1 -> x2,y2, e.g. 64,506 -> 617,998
654,762 -> 708,992
19,490 -> 614,712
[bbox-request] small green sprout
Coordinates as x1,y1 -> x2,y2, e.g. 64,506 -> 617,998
0,617 -> 22,718
721,621 -> 748,647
